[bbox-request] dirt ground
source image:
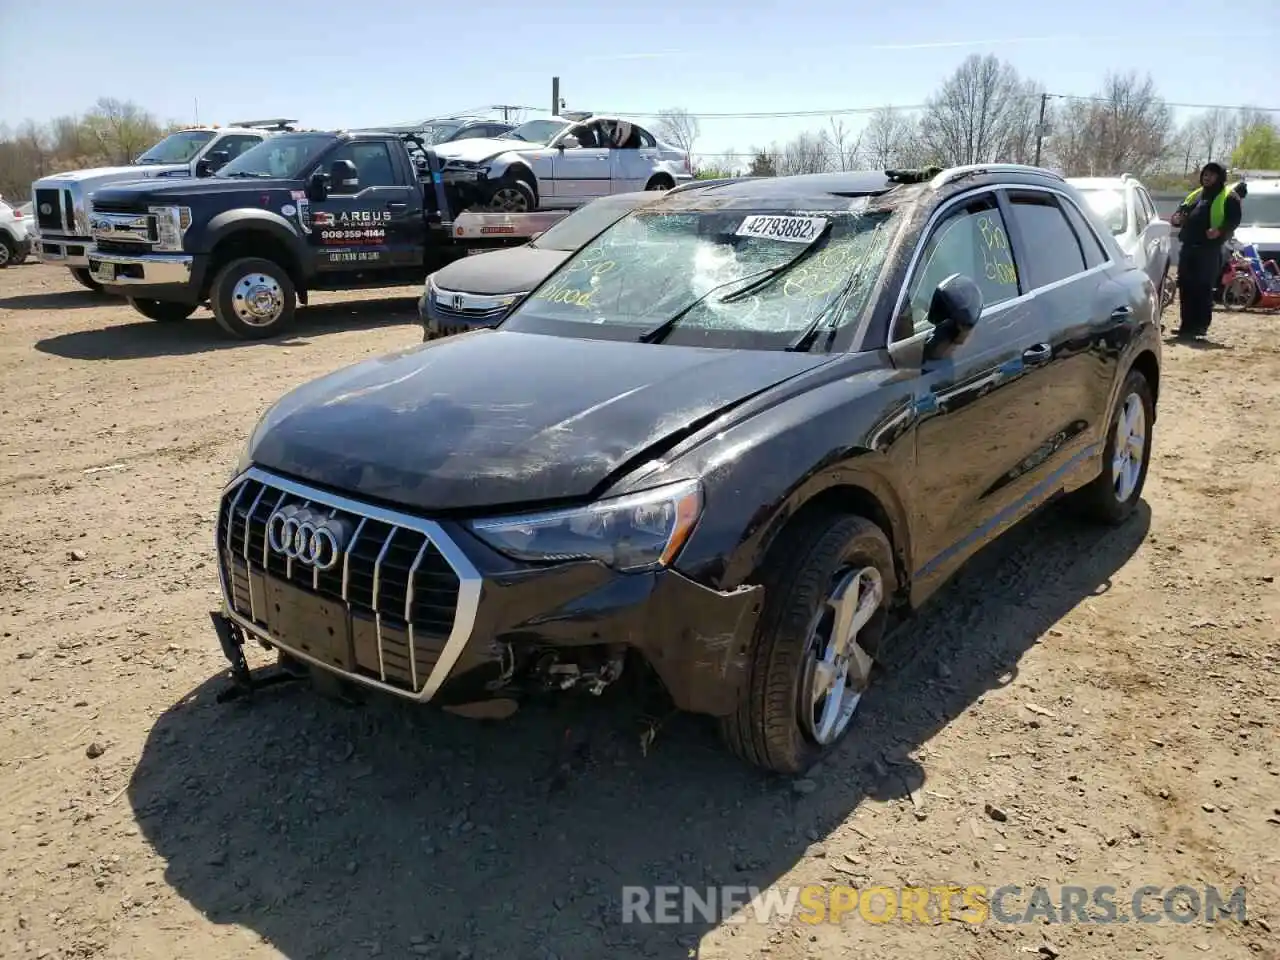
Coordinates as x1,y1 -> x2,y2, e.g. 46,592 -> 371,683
0,261 -> 1277,960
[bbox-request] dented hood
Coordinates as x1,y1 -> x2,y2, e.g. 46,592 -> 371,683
433,137 -> 537,164
246,330 -> 831,512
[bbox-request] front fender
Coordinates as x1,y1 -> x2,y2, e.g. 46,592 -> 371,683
202,209 -> 304,254
617,363 -> 920,595
483,152 -> 536,181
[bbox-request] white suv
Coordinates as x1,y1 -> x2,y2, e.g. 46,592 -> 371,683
1069,174 -> 1173,308
0,195 -> 32,268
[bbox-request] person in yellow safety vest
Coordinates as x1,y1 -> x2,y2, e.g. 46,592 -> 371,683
1168,162 -> 1242,340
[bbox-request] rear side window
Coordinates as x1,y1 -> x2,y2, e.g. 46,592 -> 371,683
901,193 -> 1020,336
1006,193 -> 1086,289
1060,199 -> 1107,269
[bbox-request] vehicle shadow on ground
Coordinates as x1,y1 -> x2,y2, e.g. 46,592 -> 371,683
31,297 -> 420,361
0,288 -> 106,311
128,500 -> 1150,959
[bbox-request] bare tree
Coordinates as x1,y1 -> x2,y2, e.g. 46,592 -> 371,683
82,97 -> 164,165
862,107 -> 921,168
654,108 -> 700,156
1051,72 -> 1171,176
918,55 -> 1037,165
821,117 -> 863,171
777,130 -> 829,175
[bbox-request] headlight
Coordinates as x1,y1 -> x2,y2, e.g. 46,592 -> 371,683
468,478 -> 702,572
149,205 -> 192,252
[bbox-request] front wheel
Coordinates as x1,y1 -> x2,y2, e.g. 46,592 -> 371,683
0,234 -> 16,268
1072,368 -> 1155,525
719,514 -> 896,774
645,175 -> 674,191
1222,274 -> 1257,311
128,297 -> 196,322
209,257 -> 297,340
71,267 -> 104,293
481,176 -> 536,213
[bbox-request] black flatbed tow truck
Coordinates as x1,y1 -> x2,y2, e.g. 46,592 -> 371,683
83,129 -> 573,338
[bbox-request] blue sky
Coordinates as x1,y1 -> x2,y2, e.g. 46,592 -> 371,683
1,0 -> 1275,160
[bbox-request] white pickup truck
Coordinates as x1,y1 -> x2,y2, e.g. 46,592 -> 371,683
30,119 -> 295,290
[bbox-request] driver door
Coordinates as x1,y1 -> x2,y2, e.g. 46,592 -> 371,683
549,123 -> 611,206
307,140 -> 418,274
896,191 -> 1059,592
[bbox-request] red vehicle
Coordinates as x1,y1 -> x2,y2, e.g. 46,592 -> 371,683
1219,242 -> 1280,311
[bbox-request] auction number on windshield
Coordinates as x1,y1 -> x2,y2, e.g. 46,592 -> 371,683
736,215 -> 828,243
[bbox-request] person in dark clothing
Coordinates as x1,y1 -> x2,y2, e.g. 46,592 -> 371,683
1170,162 -> 1243,339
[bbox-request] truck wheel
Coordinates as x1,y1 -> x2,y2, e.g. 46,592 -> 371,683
483,176 -> 536,213
209,257 -> 296,340
0,234 -> 15,268
719,514 -> 896,775
71,267 -> 104,292
128,297 -> 196,322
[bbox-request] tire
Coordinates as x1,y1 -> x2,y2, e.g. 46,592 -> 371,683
1159,265 -> 1175,312
482,176 -> 536,213
71,268 -> 104,292
645,175 -> 674,191
1073,368 -> 1155,526
0,234 -> 15,268
719,514 -> 897,775
209,257 -> 296,340
128,297 -> 196,322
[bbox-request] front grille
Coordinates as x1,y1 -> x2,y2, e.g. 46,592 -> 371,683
430,293 -> 509,325
35,188 -> 63,232
95,240 -> 152,256
217,472 -> 469,696
88,197 -> 147,215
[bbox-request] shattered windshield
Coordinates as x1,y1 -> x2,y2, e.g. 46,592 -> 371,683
502,201 -> 900,349
137,131 -> 216,164
500,119 -> 570,144
416,122 -> 464,144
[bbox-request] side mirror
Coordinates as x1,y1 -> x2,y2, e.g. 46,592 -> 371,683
923,273 -> 983,359
559,135 -> 580,150
195,150 -> 230,177
329,159 -> 359,191
307,170 -> 329,201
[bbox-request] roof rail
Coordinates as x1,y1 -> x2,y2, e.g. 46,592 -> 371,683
230,118 -> 298,131
930,163 -> 1065,189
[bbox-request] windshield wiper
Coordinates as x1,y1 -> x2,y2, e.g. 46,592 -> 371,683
220,171 -> 271,178
636,226 -> 833,346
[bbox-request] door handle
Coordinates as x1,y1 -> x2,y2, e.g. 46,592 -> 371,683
1022,343 -> 1052,364
386,202 -> 408,212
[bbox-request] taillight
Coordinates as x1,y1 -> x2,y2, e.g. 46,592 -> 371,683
13,209 -> 22,219
683,154 -> 691,173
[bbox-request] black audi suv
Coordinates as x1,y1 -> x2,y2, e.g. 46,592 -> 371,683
213,163 -> 1161,774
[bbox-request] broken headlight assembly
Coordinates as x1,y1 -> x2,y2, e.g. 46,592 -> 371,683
467,478 -> 702,572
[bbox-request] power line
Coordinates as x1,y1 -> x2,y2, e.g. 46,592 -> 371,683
520,95 -> 1280,120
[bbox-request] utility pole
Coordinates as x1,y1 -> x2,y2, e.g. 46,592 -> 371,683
551,77 -> 560,117
1033,92 -> 1049,166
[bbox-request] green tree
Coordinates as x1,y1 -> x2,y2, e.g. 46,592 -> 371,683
1232,122 -> 1280,170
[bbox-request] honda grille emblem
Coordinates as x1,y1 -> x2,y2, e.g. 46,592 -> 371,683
266,505 -> 352,570
452,293 -> 464,310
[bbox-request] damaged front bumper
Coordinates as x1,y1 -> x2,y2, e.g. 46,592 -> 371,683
213,469 -> 763,717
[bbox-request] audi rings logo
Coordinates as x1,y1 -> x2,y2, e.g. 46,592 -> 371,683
266,505 -> 351,570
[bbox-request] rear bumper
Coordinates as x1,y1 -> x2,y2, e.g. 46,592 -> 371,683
34,235 -> 92,268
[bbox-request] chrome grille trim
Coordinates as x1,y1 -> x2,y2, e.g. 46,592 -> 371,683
215,466 -> 483,702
